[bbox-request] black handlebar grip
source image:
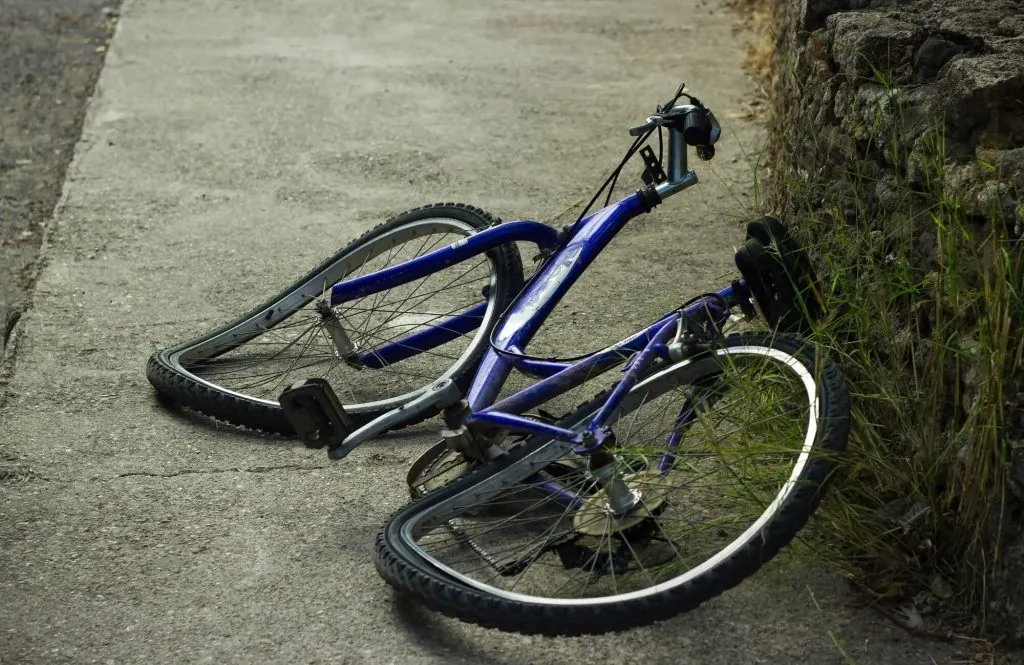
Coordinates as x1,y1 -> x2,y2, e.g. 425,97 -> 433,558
682,110 -> 711,146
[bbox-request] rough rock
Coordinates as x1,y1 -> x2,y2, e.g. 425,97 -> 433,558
766,0 -> 1024,640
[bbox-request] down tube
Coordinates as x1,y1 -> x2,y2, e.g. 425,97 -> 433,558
466,193 -> 652,411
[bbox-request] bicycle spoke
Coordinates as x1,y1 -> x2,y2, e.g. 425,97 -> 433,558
358,258 -> 487,345
395,342 -> 830,605
174,220 -> 504,414
354,234 -> 437,339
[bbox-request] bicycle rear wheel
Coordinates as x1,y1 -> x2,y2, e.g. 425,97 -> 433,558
374,333 -> 849,635
147,204 -> 524,433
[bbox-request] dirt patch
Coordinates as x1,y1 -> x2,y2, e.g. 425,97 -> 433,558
0,1 -> 120,359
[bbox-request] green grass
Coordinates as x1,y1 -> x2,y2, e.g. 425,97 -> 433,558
759,58 -> 1024,638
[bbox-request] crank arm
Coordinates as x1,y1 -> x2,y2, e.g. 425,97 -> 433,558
328,378 -> 462,461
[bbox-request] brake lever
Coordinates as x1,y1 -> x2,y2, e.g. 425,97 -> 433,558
629,107 -> 685,136
628,118 -> 658,137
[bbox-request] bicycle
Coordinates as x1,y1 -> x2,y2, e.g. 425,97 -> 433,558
147,84 -> 850,636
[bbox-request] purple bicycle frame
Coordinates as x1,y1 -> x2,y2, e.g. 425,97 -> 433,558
328,190 -> 744,445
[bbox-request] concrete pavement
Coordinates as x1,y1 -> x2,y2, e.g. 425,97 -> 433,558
0,0 -> 961,663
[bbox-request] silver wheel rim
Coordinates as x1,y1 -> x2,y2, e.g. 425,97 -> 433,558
169,218 -> 501,414
398,344 -> 821,606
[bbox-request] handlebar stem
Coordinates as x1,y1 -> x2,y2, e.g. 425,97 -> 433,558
654,121 -> 698,199
666,125 -> 687,182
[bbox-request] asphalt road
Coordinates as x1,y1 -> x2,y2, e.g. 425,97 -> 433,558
0,0 -> 964,663
0,0 -> 118,357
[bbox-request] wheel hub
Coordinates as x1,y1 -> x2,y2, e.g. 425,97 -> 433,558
573,470 -> 669,537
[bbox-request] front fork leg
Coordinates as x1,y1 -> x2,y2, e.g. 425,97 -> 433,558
316,299 -> 362,368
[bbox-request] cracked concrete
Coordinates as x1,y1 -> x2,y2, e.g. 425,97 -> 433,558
0,0 -> 967,663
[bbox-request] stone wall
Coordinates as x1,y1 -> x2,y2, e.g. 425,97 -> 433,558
769,0 -> 1023,227
764,0 -> 1024,639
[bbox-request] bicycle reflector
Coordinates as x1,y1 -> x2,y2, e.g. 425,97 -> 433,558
279,378 -> 353,449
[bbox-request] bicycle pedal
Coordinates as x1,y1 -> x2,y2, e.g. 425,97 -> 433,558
278,378 -> 354,449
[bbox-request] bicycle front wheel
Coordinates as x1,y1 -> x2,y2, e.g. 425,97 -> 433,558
374,333 -> 849,635
147,204 -> 524,433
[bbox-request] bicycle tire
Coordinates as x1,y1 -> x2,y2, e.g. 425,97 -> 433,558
147,203 -> 524,434
374,332 -> 849,635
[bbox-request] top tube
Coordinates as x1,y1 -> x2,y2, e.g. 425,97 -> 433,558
327,220 -> 559,307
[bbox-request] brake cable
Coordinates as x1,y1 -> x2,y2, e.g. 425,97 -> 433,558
484,83 -> 695,364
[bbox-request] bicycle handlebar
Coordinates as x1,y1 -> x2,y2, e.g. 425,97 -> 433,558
628,104 -> 721,153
